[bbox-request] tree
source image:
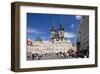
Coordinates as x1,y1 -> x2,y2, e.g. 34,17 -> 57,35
67,49 -> 74,53
35,37 -> 42,42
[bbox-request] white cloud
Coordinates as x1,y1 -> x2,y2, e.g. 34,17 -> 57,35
43,40 -> 50,43
64,32 -> 76,38
27,28 -> 44,35
76,15 -> 82,20
71,24 -> 74,28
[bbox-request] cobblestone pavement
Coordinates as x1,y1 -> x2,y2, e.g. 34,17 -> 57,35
40,54 -> 64,60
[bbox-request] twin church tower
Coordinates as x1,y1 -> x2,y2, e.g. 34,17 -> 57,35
50,24 -> 64,43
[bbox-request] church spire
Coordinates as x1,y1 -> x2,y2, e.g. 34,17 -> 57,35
60,24 -> 64,30
59,16 -> 64,30
51,25 -> 55,31
51,17 -> 55,31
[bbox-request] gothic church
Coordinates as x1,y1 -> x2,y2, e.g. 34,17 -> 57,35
50,24 -> 64,43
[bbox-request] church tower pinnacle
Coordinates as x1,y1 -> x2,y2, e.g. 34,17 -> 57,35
50,16 -> 65,43
58,16 -> 64,41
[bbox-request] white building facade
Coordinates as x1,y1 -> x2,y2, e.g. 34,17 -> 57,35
27,40 -> 76,55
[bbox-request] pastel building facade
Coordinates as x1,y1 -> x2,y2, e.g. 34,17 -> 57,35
27,24 -> 76,55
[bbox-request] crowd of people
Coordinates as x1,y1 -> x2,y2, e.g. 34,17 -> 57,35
27,49 -> 77,60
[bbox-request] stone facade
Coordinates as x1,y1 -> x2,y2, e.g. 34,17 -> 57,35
77,16 -> 89,58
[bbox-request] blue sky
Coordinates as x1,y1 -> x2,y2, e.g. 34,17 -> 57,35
27,13 -> 83,44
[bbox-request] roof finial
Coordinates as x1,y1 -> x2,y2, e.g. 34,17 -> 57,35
51,17 -> 55,31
